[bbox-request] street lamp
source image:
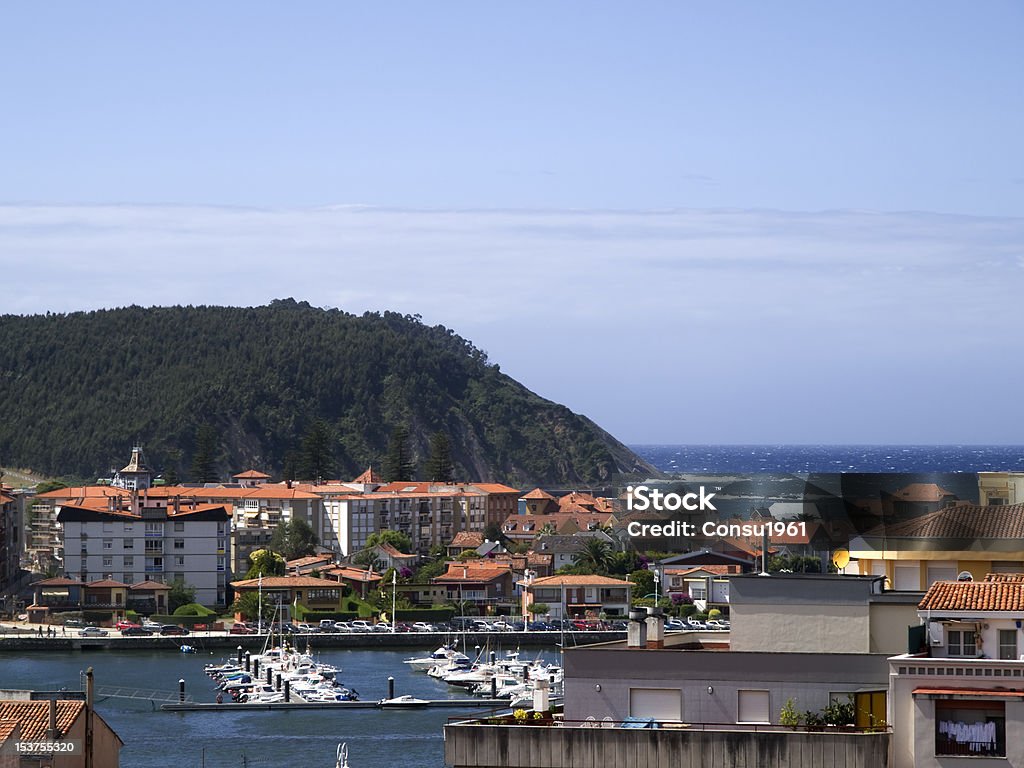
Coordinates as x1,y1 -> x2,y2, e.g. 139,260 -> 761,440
391,569 -> 396,634
653,568 -> 660,605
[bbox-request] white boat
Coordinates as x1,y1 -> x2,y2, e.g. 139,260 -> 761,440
378,695 -> 430,708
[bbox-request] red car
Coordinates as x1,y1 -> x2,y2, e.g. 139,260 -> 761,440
229,623 -> 257,634
116,620 -> 141,631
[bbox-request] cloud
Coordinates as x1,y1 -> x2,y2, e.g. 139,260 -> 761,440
2,204 -> 1022,442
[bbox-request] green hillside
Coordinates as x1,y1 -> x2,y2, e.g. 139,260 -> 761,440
0,300 -> 655,485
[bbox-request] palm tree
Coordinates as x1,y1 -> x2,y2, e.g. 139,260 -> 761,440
573,538 -> 613,574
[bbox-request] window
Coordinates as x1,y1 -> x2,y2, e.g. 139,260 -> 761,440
123,573 -> 134,584
999,629 -> 1017,660
124,556 -> 134,567
102,556 -> 113,568
123,538 -> 133,548
123,522 -> 133,532
628,688 -> 681,722
737,690 -> 771,724
175,556 -> 185,566
174,522 -> 184,532
935,700 -> 1004,756
173,539 -> 185,550
102,539 -> 113,549
948,629 -> 976,657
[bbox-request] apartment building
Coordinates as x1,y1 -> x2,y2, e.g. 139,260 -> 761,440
0,489 -> 20,593
58,495 -> 230,607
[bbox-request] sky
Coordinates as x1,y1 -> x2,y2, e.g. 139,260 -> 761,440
1,3 -> 1022,444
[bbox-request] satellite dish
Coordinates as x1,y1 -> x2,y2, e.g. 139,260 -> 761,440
831,549 -> 850,570
957,571 -> 974,582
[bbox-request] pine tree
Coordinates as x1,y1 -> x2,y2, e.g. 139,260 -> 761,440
189,424 -> 219,483
383,425 -> 416,482
298,419 -> 335,482
424,431 -> 454,482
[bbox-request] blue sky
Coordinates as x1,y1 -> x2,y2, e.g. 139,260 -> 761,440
2,3 -> 1023,443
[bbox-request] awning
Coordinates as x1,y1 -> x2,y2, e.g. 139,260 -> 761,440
913,687 -> 1024,699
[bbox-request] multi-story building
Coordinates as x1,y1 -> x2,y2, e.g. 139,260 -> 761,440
58,495 -> 230,607
0,488 -> 20,594
314,481 -> 520,557
522,574 -> 632,621
26,486 -> 131,573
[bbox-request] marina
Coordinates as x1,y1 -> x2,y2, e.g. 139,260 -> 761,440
0,645 -> 564,767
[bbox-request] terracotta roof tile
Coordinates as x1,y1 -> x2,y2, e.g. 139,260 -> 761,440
376,543 -> 416,559
449,532 -> 484,548
231,576 -> 345,589
286,555 -> 334,568
529,574 -> 632,587
352,467 -> 382,484
985,573 -> 1024,582
0,701 -> 83,740
919,580 -> 1024,612
434,567 -> 510,583
86,579 -> 129,588
129,580 -> 172,590
522,488 -> 556,500
233,470 -> 271,479
34,577 -> 84,587
889,483 -> 958,502
0,720 -> 17,741
868,503 -> 1024,539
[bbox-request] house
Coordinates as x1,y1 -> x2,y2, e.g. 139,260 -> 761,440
232,469 -> 271,488
320,565 -> 382,598
0,674 -> 123,767
433,562 -> 516,614
849,502 -> 1024,590
532,531 -> 616,570
126,579 -> 171,615
881,482 -> 960,519
888,575 -> 1024,766
446,531 -> 484,558
520,487 -> 558,516
229,575 -> 347,621
368,543 -> 418,572
286,554 -> 334,576
661,566 -> 740,614
521,574 -> 631,621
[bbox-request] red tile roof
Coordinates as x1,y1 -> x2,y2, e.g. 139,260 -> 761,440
522,488 -> 556,501
376,543 -> 416,559
0,701 -> 83,740
286,554 -> 334,569
919,580 -> 1024,612
35,577 -> 84,587
434,566 -> 510,583
0,494 -> 13,505
231,576 -> 346,589
530,574 -> 632,587
324,566 -> 382,582
872,503 -> 1024,539
86,579 -> 129,588
449,532 -> 484,549
985,573 -> 1024,582
129,580 -> 172,590
352,467 -> 382,484
233,470 -> 271,479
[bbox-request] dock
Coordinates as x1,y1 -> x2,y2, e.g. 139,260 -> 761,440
161,698 -> 508,711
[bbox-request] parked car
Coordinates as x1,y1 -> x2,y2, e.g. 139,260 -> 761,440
349,620 -> 374,632
63,618 -> 85,628
319,619 -> 339,632
229,622 -> 257,635
371,622 -> 392,632
527,621 -> 551,631
78,626 -> 109,637
121,626 -> 154,636
295,623 -> 318,633
142,619 -> 163,631
332,622 -> 353,632
160,625 -> 189,636
412,622 -> 437,632
705,620 -> 729,630
115,620 -> 139,631
665,618 -> 687,630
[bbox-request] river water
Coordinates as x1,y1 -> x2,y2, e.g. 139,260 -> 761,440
0,644 -> 558,767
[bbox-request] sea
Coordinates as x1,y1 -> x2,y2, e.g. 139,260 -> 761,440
631,444 -> 1024,474
10,444 -> 1024,767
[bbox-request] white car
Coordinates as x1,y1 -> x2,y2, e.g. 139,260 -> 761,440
371,622 -> 392,632
412,622 -> 436,632
349,620 -> 374,632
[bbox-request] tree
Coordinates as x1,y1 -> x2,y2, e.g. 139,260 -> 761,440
168,582 -> 197,614
245,548 -> 286,579
299,419 -> 335,482
232,591 -> 270,622
189,423 -> 219,483
526,602 -> 549,617
572,538 -> 613,574
629,568 -> 655,599
383,425 -> 416,482
269,519 -> 319,561
35,480 -> 68,494
424,431 -> 454,482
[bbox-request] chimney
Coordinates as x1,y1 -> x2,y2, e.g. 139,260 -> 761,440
627,609 -> 647,648
645,606 -> 665,650
47,697 -> 58,739
86,666 -> 94,709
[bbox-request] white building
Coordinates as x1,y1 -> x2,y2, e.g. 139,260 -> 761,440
58,495 -> 230,607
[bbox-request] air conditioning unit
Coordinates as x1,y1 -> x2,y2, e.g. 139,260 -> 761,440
928,623 -> 945,646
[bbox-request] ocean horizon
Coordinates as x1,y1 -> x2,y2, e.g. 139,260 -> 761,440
630,444 -> 1024,474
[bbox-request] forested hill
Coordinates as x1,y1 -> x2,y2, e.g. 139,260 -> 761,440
0,300 -> 657,485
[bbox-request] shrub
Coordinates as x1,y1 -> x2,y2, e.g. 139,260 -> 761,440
707,608 -> 722,620
173,603 -> 216,617
780,698 -> 801,728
